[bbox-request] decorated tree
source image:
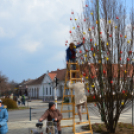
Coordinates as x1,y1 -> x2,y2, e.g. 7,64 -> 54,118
65,0 -> 134,133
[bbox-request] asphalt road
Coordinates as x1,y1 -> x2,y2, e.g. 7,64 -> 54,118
8,102 -> 134,123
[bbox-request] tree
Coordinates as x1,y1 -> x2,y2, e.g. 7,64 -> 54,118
67,0 -> 134,133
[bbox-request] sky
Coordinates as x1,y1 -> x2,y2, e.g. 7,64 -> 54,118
0,0 -> 83,82
0,0 -> 133,83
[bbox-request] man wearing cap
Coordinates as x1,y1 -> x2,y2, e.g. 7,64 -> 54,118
0,99 -> 8,134
39,102 -> 63,134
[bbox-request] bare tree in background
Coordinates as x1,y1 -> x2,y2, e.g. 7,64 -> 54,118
66,0 -> 134,133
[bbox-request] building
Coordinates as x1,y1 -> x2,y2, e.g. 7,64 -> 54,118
27,69 -> 66,101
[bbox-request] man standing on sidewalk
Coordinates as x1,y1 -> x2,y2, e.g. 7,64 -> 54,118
39,102 -> 63,134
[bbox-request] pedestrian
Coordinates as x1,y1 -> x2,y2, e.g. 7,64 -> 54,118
39,102 -> 63,134
18,96 -> 20,105
0,99 -> 8,134
22,95 -> 25,106
66,42 -> 83,77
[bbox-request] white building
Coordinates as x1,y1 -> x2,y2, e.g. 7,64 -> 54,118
27,69 -> 66,101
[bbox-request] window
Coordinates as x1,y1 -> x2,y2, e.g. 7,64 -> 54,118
46,88 -> 48,95
50,87 -> 51,95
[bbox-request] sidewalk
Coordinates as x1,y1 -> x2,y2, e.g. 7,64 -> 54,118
8,118 -> 101,134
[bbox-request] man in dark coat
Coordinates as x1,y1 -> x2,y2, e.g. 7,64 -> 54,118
39,102 -> 63,134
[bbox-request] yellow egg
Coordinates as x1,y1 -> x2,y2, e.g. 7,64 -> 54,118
99,60 -> 101,63
83,32 -> 86,35
90,12 -> 93,15
93,53 -> 95,57
95,43 -> 97,46
71,81 -> 73,83
106,57 -> 109,61
127,40 -> 130,43
91,85 -> 95,88
75,18 -> 77,21
87,87 -> 89,90
89,28 -> 91,31
82,62 -> 84,64
115,26 -> 118,29
124,70 -> 127,73
74,46 -> 76,48
121,102 -> 124,105
86,83 -> 88,85
86,76 -> 88,79
80,75 -> 83,78
107,42 -> 109,45
73,27 -> 75,29
124,35 -> 127,38
84,54 -> 87,57
96,20 -> 98,24
109,20 -> 111,24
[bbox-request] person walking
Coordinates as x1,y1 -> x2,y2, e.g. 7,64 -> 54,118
0,99 -> 8,134
22,95 -> 25,106
39,102 -> 63,134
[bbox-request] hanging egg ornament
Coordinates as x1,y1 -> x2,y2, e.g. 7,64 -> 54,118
81,57 -> 83,60
109,34 -> 112,37
91,84 -> 95,88
89,28 -> 91,31
124,35 -> 127,38
127,40 -> 130,44
84,54 -> 87,57
70,18 -> 72,20
91,76 -> 95,79
92,26 -> 94,30
106,57 -> 109,61
71,11 -> 74,14
107,42 -> 109,46
74,46 -> 76,48
86,76 -> 88,79
99,60 -> 101,63
65,44 -> 67,46
77,25 -> 80,28
93,53 -> 95,57
110,80 -> 113,84
83,32 -> 86,35
116,16 -> 119,19
91,47 -> 94,51
96,20 -> 98,24
87,87 -> 89,90
84,19 -> 86,21
73,27 -> 75,29
127,58 -> 130,61
86,4 -> 88,7
121,102 -> 124,105
83,73 -> 86,77
120,51 -> 123,54
115,26 -> 118,29
108,20 -> 111,24
120,57 -> 122,61
93,95 -> 95,99
83,37 -> 85,40
124,70 -> 127,73
75,18 -> 77,21
90,39 -> 93,42
95,43 -> 97,46
79,50 -> 82,53
129,51 -> 132,54
69,30 -> 72,33
90,12 -> 93,15
103,70 -> 106,74
120,34 -> 122,37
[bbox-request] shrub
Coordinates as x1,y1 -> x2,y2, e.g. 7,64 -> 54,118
1,98 -> 18,109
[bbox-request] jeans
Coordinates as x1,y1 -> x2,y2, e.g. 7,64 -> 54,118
58,131 -> 62,134
70,58 -> 76,70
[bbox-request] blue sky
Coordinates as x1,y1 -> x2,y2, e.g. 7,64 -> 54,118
0,0 -> 133,83
0,0 -> 83,82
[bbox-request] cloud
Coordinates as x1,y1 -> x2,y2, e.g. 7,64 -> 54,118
0,0 -> 83,82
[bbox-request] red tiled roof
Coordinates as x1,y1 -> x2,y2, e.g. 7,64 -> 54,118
48,73 -> 57,80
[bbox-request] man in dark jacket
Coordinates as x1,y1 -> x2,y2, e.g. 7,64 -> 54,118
39,102 -> 63,134
0,99 -> 8,134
